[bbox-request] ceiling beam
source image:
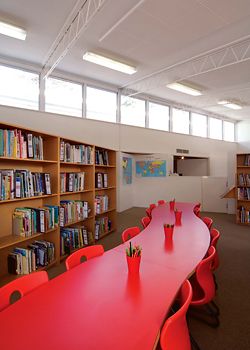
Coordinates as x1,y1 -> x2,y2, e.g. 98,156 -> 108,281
41,0 -> 107,80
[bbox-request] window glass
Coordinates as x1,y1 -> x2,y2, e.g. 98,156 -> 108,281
209,117 -> 222,140
45,77 -> 82,117
0,65 -> 39,110
86,87 -> 116,123
191,113 -> 207,137
148,102 -> 169,131
172,108 -> 190,134
223,121 -> 235,142
121,96 -> 145,127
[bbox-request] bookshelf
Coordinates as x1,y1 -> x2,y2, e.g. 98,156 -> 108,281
236,153 -> 250,225
0,123 -> 116,285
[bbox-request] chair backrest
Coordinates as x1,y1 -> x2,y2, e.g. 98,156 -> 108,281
149,203 -> 156,210
210,228 -> 220,270
193,203 -> 201,218
0,271 -> 48,312
194,246 -> 216,304
65,245 -> 104,271
141,216 -> 151,229
145,208 -> 151,218
160,280 -> 192,350
122,226 -> 141,243
158,200 -> 166,205
203,216 -> 213,231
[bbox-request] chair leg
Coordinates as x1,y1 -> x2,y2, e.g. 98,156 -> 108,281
213,274 -> 218,291
190,332 -> 202,350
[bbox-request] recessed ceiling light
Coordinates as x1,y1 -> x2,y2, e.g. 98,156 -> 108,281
166,82 -> 202,96
218,100 -> 242,110
0,20 -> 26,40
82,52 -> 137,75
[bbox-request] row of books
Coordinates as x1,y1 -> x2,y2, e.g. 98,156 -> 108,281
60,227 -> 94,256
0,169 -> 51,200
237,207 -> 250,223
95,195 -> 109,214
238,187 -> 250,200
0,128 -> 44,159
60,172 -> 85,193
238,173 -> 250,187
95,149 -> 109,166
95,172 -> 108,188
8,241 -> 55,275
244,155 -> 250,166
60,140 -> 94,164
13,205 -> 59,237
95,217 -> 112,240
59,200 -> 90,227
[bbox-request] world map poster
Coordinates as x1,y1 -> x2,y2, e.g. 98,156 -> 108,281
122,157 -> 132,184
136,160 -> 166,177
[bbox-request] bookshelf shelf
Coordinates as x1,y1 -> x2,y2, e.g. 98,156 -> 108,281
0,122 -> 116,285
236,153 -> 250,224
95,208 -> 116,216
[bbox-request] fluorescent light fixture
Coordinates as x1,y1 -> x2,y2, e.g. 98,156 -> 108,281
0,21 -> 26,40
166,82 -> 202,96
218,100 -> 242,110
82,52 -> 137,75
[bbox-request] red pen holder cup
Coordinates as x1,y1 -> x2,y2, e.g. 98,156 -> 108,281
175,211 -> 182,225
164,226 -> 174,238
169,201 -> 175,211
126,255 -> 141,274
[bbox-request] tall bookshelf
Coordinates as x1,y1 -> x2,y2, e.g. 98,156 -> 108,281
0,123 -> 116,286
236,153 -> 250,224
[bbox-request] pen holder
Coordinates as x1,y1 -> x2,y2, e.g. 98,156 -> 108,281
126,255 -> 141,274
169,201 -> 175,211
164,225 -> 174,238
175,211 -> 182,225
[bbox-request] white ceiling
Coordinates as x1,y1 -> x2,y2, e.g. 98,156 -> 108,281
1,0 -> 250,120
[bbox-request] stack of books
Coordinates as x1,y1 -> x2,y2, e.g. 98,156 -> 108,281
60,140 -> 94,164
238,206 -> 250,223
95,149 -> 109,165
0,169 -> 51,200
95,195 -> 109,214
8,240 -> 55,274
60,226 -> 94,255
244,155 -> 250,166
60,172 -> 85,193
95,217 -> 111,239
238,187 -> 250,200
238,173 -> 250,187
0,128 -> 43,159
13,205 -> 59,236
59,200 -> 89,226
95,172 -> 108,188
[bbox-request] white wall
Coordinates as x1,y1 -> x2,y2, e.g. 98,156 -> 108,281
177,158 -> 208,176
237,120 -> 250,152
0,105 -> 237,213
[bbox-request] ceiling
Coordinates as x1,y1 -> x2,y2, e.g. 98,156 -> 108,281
1,0 -> 250,121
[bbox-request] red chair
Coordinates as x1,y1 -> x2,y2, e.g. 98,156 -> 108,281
193,203 -> 201,218
210,228 -> 220,271
141,216 -> 151,229
146,208 -> 152,218
0,271 -> 48,312
158,200 -> 166,205
65,245 -> 104,271
149,203 -> 156,210
122,226 -> 140,243
160,280 -> 193,350
189,246 -> 219,327
202,217 -> 213,231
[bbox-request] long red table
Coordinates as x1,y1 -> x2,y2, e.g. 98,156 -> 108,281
0,202 -> 210,350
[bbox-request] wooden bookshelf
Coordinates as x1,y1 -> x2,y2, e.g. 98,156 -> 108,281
236,153 -> 250,224
0,123 -> 117,285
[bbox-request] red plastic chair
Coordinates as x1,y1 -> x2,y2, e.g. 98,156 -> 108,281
141,216 -> 151,229
160,280 -> 192,350
193,203 -> 201,218
122,226 -> 141,243
145,208 -> 152,218
158,200 -> 166,205
149,203 -> 156,210
210,228 -> 220,271
65,245 -> 104,271
0,271 -> 48,312
203,217 -> 213,231
189,246 -> 219,327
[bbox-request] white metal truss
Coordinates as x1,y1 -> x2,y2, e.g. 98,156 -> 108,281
41,0 -> 107,80
121,34 -> 250,97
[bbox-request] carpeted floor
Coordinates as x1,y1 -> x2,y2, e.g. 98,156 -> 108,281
48,208 -> 250,350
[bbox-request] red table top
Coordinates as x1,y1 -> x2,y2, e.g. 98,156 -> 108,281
0,202 -> 210,350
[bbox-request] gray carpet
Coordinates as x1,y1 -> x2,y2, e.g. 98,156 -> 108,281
48,208 -> 250,350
